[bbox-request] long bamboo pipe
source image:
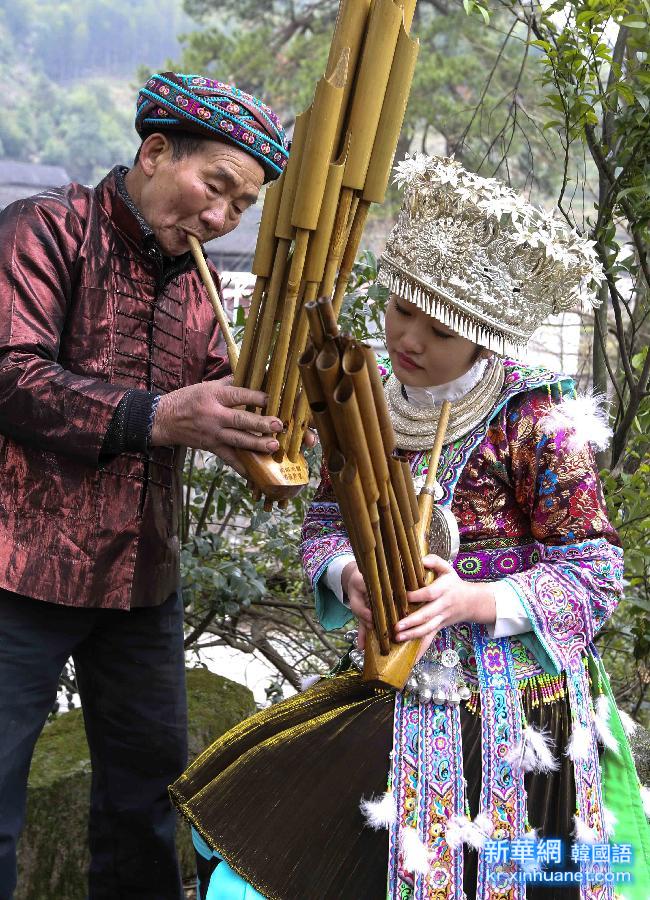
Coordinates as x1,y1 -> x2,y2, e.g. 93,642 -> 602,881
416,400 -> 452,584
219,0 -> 422,505
188,235 -> 239,371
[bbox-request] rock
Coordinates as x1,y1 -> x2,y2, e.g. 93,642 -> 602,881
630,722 -> 650,785
16,668 -> 256,900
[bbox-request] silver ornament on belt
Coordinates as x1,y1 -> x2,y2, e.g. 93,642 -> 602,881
405,647 -> 472,707
345,630 -> 471,708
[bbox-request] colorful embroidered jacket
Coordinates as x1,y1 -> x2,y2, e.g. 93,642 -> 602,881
301,358 -> 623,683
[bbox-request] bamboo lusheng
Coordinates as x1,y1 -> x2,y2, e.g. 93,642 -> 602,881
286,291 -> 343,458
329,452 -> 390,654
300,299 -> 455,690
188,1 -> 420,505
332,374 -> 402,631
233,173 -> 284,388
264,54 -> 349,423
187,236 -> 239,370
236,101 -> 313,394
274,152 -> 348,439
341,345 -> 409,619
416,401 -> 452,586
284,6 -> 421,458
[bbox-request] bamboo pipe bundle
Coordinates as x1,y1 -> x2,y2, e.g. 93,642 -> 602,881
191,0 -> 421,506
285,8 -> 421,456
298,298 -> 453,690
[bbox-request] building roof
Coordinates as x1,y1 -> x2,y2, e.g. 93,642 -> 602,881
204,204 -> 261,273
0,159 -> 71,211
0,159 -> 70,187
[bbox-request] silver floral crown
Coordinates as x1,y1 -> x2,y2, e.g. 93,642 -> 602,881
377,154 -> 603,357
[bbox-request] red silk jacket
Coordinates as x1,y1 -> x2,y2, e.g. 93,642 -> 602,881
0,167 -> 228,609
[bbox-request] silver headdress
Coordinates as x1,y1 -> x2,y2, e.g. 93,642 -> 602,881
378,154 -> 604,357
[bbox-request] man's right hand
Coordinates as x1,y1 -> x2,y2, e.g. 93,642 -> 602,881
341,561 -> 373,649
150,376 -> 283,473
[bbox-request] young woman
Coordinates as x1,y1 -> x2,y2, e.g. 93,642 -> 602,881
171,156 -> 650,900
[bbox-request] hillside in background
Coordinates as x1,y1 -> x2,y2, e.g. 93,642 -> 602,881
0,0 -> 191,182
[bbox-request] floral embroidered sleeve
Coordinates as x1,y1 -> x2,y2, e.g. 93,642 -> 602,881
499,387 -> 624,673
300,463 -> 355,632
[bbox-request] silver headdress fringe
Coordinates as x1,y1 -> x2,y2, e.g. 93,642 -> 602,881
378,154 -> 604,357
378,261 -> 527,358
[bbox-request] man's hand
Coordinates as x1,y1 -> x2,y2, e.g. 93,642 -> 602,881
150,376 -> 283,472
394,555 -> 496,658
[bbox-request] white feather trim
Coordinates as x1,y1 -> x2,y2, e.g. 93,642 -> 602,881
617,707 -> 639,737
539,392 -> 612,452
523,725 -> 559,773
508,726 -> 559,773
566,723 -> 592,762
464,819 -> 491,850
573,814 -> 598,844
445,812 -> 493,851
360,792 -> 397,830
593,694 -> 619,753
444,816 -> 466,851
300,674 -> 321,691
506,739 -> 537,773
641,785 -> 650,819
473,813 -> 495,838
603,805 -> 617,840
401,826 -> 431,874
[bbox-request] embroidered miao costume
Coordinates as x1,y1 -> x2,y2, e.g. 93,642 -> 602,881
171,157 -> 650,900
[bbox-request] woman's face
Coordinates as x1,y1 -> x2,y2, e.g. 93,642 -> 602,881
385,294 -> 482,387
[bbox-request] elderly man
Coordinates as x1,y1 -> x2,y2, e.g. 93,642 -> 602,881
0,73 -> 288,899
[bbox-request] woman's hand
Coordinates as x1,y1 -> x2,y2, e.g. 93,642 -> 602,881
341,561 -> 373,649
394,555 -> 496,658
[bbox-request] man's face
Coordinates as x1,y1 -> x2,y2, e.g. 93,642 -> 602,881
138,136 -> 265,256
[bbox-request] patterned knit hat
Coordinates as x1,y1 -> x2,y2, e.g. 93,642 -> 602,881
136,72 -> 289,182
378,154 -> 604,357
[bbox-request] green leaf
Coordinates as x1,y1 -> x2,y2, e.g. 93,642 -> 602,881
620,16 -> 648,27
616,83 -> 635,104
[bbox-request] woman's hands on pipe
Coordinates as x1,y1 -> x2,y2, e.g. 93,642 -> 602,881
342,555 -> 496,659
341,561 -> 372,649
394,555 -> 496,658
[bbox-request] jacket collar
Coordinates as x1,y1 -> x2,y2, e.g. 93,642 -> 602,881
96,166 -> 193,278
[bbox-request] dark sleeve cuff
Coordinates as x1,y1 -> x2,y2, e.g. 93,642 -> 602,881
101,389 -> 161,456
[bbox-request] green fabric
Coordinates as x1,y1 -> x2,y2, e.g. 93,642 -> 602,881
518,632 -> 559,676
592,655 -> 650,899
314,572 -> 354,632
